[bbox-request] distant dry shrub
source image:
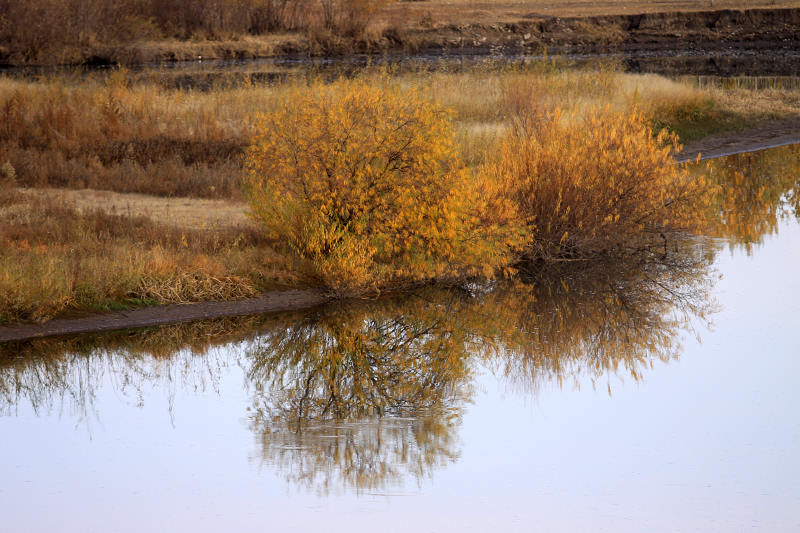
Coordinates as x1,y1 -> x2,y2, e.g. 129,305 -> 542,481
245,78 -> 521,295
0,161 -> 19,206
317,0 -> 386,36
483,108 -> 710,261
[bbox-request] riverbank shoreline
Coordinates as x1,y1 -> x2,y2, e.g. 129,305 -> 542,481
676,117 -> 800,162
0,290 -> 329,343
2,7 -> 799,68
2,121 -> 799,343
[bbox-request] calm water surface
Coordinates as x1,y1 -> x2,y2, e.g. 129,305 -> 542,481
1,146 -> 799,532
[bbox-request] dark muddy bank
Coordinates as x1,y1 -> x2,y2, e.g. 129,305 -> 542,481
0,290 -> 329,343
408,7 -> 800,56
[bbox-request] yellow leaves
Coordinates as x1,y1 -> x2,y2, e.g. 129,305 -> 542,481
700,144 -> 800,252
245,77 -> 517,295
483,105 -> 706,260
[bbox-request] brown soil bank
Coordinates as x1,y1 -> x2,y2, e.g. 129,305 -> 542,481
2,7 -> 800,66
400,7 -> 800,57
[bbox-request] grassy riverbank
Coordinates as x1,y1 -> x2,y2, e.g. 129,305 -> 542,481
1,65 -> 799,323
3,64 -> 797,198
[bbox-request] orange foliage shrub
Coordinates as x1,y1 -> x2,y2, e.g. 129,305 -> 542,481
484,108 -> 709,261
245,78 -> 521,295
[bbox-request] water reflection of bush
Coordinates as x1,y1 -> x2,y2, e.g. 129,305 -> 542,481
5,135 -> 800,492
489,250 -> 717,394
0,319 -> 257,419
240,240 -> 718,492
703,143 -> 800,253
0,245 -> 718,492
245,293 -> 479,493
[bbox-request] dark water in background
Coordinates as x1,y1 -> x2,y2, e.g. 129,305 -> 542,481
0,146 -> 799,532
3,47 -> 800,90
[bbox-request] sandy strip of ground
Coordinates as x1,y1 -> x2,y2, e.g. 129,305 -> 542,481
19,187 -> 251,229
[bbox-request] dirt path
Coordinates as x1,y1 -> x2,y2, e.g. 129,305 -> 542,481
20,188 -> 250,230
0,290 -> 330,343
677,117 -> 800,162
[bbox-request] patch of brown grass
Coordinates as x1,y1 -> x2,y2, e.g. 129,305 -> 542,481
0,193 -> 294,323
0,74 -> 255,199
21,188 -> 250,229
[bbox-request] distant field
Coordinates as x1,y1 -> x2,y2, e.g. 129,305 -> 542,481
383,0 -> 800,25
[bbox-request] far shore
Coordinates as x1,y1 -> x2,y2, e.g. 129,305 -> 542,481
2,6 -> 800,68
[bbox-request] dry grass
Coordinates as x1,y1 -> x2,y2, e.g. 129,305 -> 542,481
2,64 -> 797,202
0,191 -> 295,323
0,73 -> 256,199
416,64 -> 800,159
1,63 -> 798,322
21,188 -> 250,229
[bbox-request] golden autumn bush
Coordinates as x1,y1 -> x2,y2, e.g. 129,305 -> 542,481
245,78 -> 522,295
483,107 -> 710,261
